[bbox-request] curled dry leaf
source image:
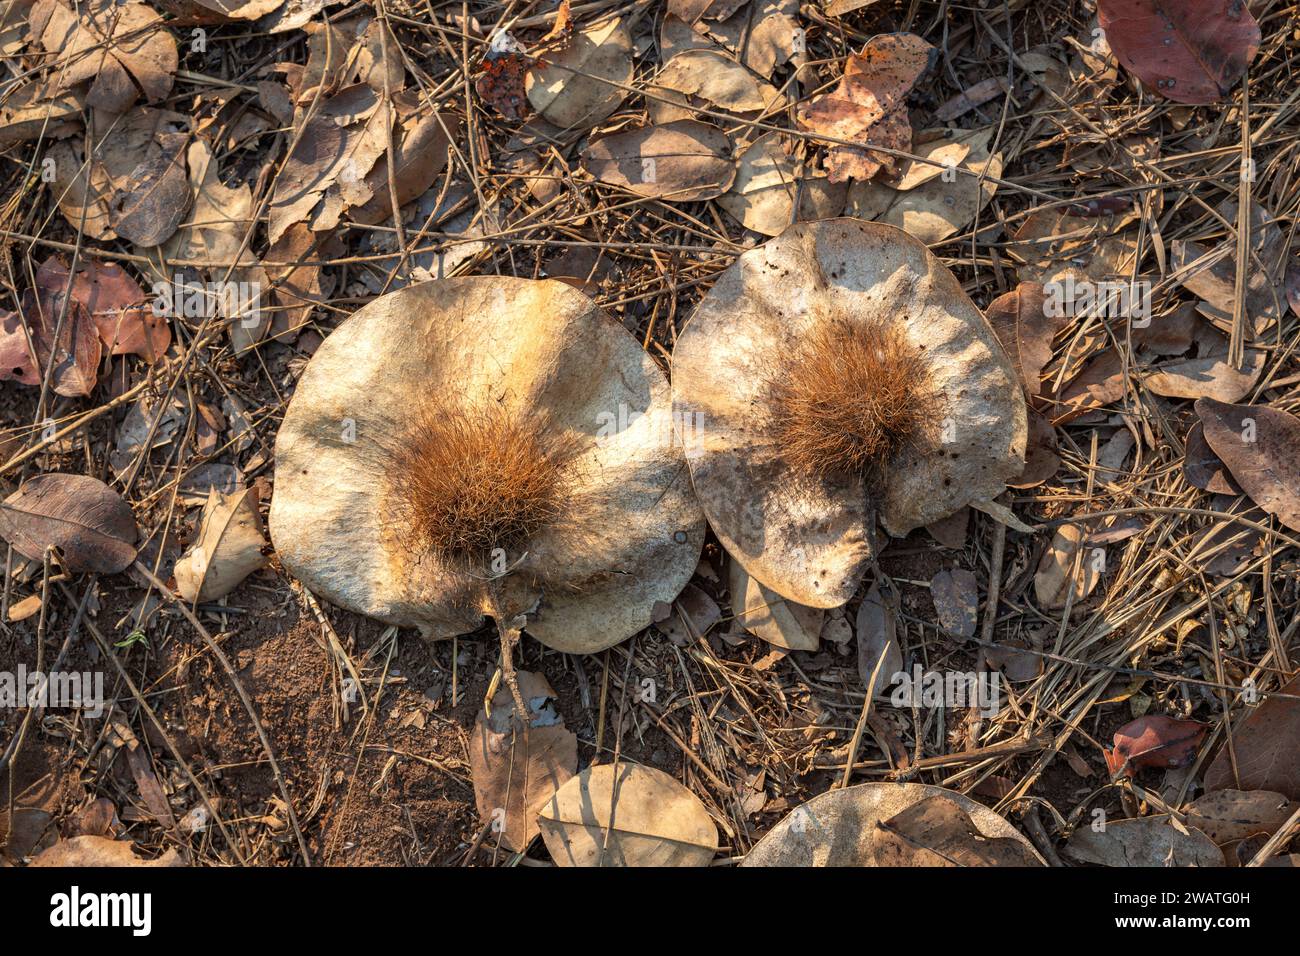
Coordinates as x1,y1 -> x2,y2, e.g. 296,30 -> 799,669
1195,398 -> 1300,533
175,486 -> 269,603
1097,0 -> 1260,104
729,557 -> 823,651
31,0 -> 178,114
796,33 -> 935,183
581,120 -> 735,201
525,17 -> 633,130
36,257 -> 168,363
1065,816 -> 1223,867
671,219 -> 1026,606
0,473 -> 138,573
930,567 -> 978,639
537,761 -> 718,866
718,133 -> 846,237
469,671 -> 577,852
874,795 -> 1044,866
1104,715 -> 1207,778
1203,674 -> 1300,800
741,782 -> 1043,866
1184,789 -> 1298,846
269,277 -> 705,653
1034,523 -> 1103,610
30,834 -> 184,867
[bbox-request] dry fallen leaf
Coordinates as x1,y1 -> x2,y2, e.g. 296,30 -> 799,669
729,557 -> 823,651
930,567 -> 979,639
0,473 -> 138,572
1065,816 -> 1223,867
856,581 -> 901,697
1034,522 -> 1103,610
874,795 -> 1044,866
796,33 -> 935,183
31,0 -> 178,114
1195,398 -> 1300,533
1097,0 -> 1260,104
525,17 -> 633,130
646,49 -> 785,125
36,256 -> 169,363
1203,674 -> 1300,800
718,132 -> 846,236
469,671 -> 577,852
538,761 -> 718,866
175,486 -> 269,602
1104,715 -> 1207,778
30,834 -> 185,867
742,782 -> 1042,866
581,120 -> 735,201
1184,789 -> 1297,846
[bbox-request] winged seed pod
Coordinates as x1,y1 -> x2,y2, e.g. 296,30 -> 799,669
671,219 -> 1027,607
270,277 -> 705,654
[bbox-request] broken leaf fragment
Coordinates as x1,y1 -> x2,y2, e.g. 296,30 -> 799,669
270,277 -> 705,653
525,17 -> 633,130
537,761 -> 718,866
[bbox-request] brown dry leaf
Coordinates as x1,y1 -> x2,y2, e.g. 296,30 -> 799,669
646,49 -> 785,125
174,486 -> 269,602
30,834 -> 184,867
667,0 -> 746,26
20,287 -> 101,397
1008,208 -> 1138,288
1011,410 -> 1061,488
268,85 -> 392,244
1183,420 -> 1241,494
855,581 -> 900,697
538,761 -> 718,866
108,130 -> 191,247
354,16 -> 405,93
930,567 -> 978,639
352,102 -> 459,224
1065,816 -> 1223,867
984,282 -> 1063,400
925,507 -> 968,548
1141,324 -> 1264,402
1034,523 -> 1102,609
581,120 -> 734,201
0,81 -> 82,142
1184,789 -> 1298,846
266,223 -> 340,340
1104,715 -> 1207,777
933,76 -> 1009,121
292,19 -> 353,103
36,256 -> 168,362
0,473 -> 138,572
525,17 -> 633,130
729,558 -> 822,651
846,127 -> 1002,243
1195,399 -> 1300,533
741,782 -> 1042,866
874,795 -> 1044,866
46,138 -> 116,240
0,309 -> 40,386
469,671 -> 578,852
796,33 -> 935,183
884,130 -> 972,190
717,132 -> 846,236
1203,674 -> 1300,800
697,0 -> 801,77
31,0 -> 178,114
1169,200 -> 1288,338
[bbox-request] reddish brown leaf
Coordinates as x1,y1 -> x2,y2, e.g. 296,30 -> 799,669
796,34 -> 935,183
0,310 -> 39,385
1097,0 -> 1261,105
1196,398 -> 1300,533
984,282 -> 1062,400
21,288 -> 101,397
36,256 -> 169,362
1204,675 -> 1300,800
1104,714 -> 1207,777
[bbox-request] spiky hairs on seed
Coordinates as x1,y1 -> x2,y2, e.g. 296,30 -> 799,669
770,318 -> 931,480
386,402 -> 579,570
